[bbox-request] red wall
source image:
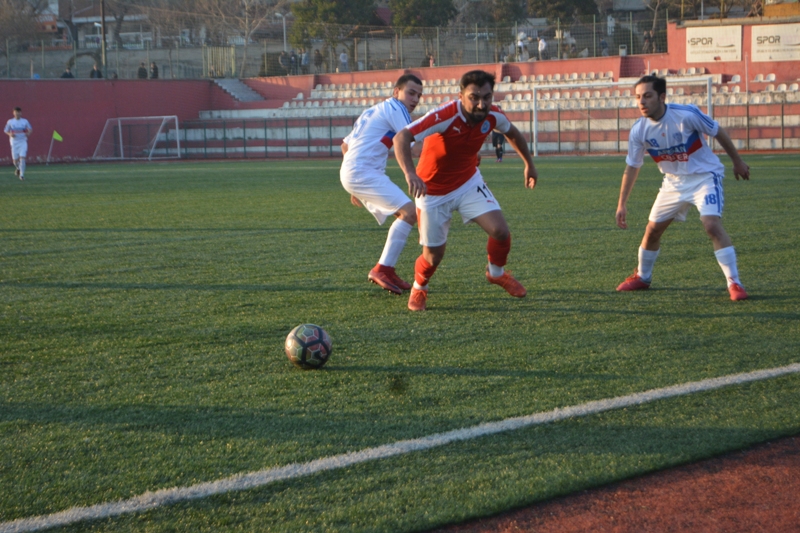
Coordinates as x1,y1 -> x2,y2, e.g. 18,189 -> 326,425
1,79 -> 230,161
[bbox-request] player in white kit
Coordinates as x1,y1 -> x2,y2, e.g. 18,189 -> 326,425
5,107 -> 33,181
615,75 -> 750,301
340,74 -> 425,295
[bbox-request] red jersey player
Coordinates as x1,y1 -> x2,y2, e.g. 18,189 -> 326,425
394,70 -> 538,311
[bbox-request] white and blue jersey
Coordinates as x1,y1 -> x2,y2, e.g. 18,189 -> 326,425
626,104 -> 724,177
341,97 -> 413,175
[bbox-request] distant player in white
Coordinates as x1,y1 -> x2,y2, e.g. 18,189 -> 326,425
616,75 -> 751,301
340,74 -> 425,295
5,107 -> 33,181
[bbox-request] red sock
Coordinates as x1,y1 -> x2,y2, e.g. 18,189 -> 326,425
487,235 -> 511,267
414,255 -> 437,287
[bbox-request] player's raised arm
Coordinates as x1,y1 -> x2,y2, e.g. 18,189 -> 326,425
393,128 -> 426,198
503,125 -> 537,189
616,165 -> 641,229
714,127 -> 750,181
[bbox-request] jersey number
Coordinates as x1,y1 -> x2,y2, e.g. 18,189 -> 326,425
704,194 -> 717,205
476,183 -> 493,198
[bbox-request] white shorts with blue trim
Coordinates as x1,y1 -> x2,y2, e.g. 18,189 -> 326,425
649,171 -> 724,223
340,170 -> 411,225
10,140 -> 28,159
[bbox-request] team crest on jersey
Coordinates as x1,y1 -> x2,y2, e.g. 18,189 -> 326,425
480,121 -> 490,134
673,132 -> 683,142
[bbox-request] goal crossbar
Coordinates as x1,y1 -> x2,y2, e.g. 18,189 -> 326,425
93,116 -> 181,161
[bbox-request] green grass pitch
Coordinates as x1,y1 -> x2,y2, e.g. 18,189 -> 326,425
1,155 -> 799,532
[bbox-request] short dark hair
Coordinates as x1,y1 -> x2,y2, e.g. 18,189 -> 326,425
395,74 -> 422,90
635,75 -> 666,95
460,70 -> 496,91
13,106 -> 21,112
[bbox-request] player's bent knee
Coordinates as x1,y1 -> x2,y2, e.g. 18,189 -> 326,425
395,203 -> 417,225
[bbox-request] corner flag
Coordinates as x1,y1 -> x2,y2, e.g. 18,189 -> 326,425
47,131 -> 63,164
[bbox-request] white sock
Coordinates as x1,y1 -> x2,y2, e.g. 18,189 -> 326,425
714,246 -> 740,286
19,159 -> 26,176
378,219 -> 412,268
413,281 -> 427,291
637,247 -> 660,282
487,262 -> 504,277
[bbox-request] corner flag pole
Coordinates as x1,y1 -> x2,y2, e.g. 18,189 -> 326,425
47,131 -> 63,165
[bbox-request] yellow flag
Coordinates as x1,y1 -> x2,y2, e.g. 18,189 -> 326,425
52,131 -> 63,142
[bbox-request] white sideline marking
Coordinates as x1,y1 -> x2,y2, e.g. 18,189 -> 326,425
3,363 -> 799,533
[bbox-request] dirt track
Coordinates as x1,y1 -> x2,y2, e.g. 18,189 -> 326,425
433,435 -> 800,533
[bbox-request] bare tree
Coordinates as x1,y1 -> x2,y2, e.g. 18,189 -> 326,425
195,0 -> 288,77
0,0 -> 49,52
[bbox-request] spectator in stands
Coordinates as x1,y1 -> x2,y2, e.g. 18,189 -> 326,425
642,31 -> 652,54
600,37 -> 609,56
150,62 -> 159,79
339,49 -> 349,72
520,46 -> 530,62
137,62 -> 148,79
314,49 -> 323,73
301,48 -> 310,75
90,63 -> 103,78
60,67 -> 74,79
538,37 -> 548,61
279,51 -> 290,76
290,50 -> 298,75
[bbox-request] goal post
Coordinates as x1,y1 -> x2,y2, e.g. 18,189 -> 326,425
93,116 -> 181,161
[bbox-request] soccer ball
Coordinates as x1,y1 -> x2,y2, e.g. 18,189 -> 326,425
285,324 -> 332,369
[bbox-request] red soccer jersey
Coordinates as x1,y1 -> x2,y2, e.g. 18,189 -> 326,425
407,100 -> 511,195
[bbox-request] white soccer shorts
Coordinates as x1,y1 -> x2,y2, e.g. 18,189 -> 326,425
340,171 -> 411,225
649,171 -> 725,223
416,171 -> 502,247
10,141 -> 28,159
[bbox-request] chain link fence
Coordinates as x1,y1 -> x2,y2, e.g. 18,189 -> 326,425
0,13 -> 672,80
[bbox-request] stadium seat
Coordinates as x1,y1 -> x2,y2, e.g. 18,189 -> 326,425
732,85 -> 740,93
667,87 -> 674,95
753,73 -> 764,82
553,73 -> 562,81
602,90 -> 610,98
514,93 -> 523,101
729,74 -> 741,84
766,73 -> 776,82
524,93 -> 532,101
536,74 -> 545,83
687,67 -> 697,75
790,83 -> 799,91
777,83 -> 787,92
677,68 -> 686,76
720,86 -> 729,94
519,75 -> 528,83
676,88 -> 685,96
660,69 -> 670,77
765,84 -> 775,92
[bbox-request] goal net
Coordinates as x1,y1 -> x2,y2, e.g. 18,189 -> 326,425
93,116 -> 181,160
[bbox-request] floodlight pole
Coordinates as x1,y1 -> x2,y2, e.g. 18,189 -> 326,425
100,0 -> 107,78
276,13 -> 287,52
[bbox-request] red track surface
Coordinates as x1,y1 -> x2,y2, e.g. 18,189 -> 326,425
434,435 -> 800,533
